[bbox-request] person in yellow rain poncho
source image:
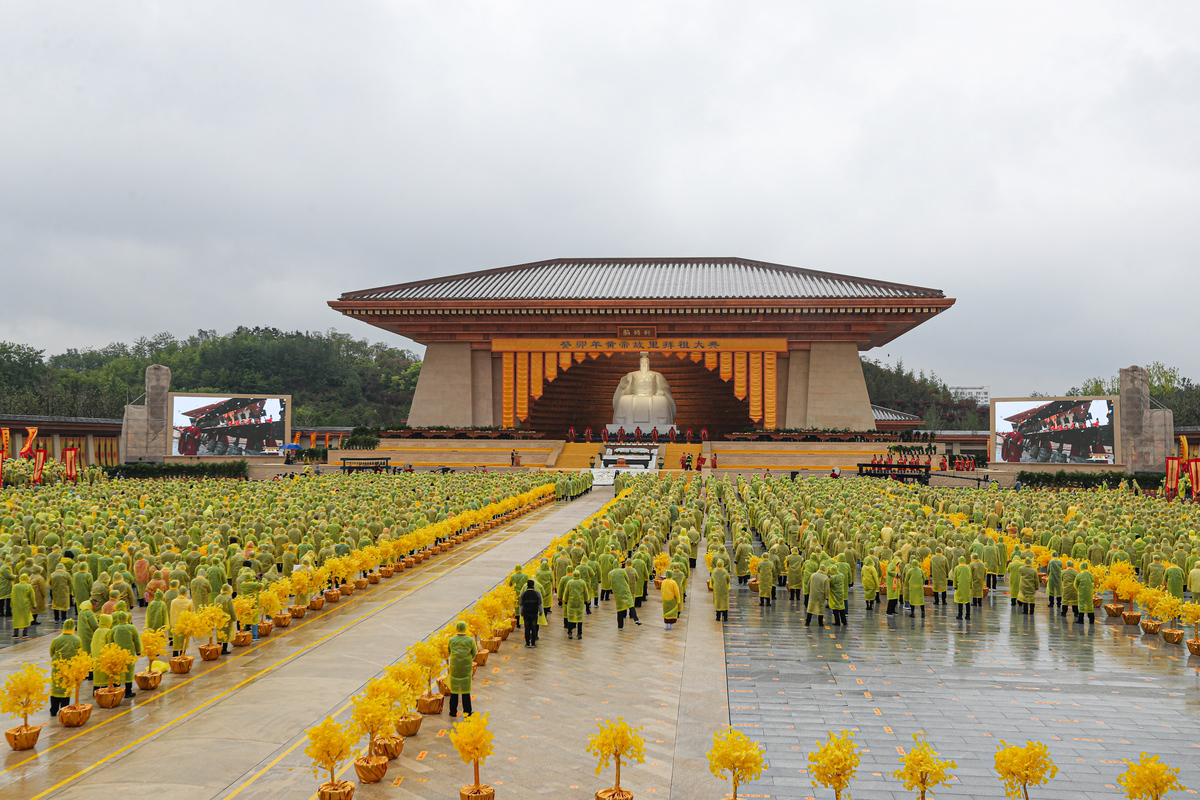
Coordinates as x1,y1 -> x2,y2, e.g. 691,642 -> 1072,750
806,564 -> 830,627
11,574 -> 35,639
860,558 -> 879,611
905,559 -> 925,618
447,620 -> 477,718
953,557 -> 972,620
169,588 -> 195,657
885,559 -> 904,617
1018,557 -> 1039,616
90,614 -> 114,691
564,568 -> 588,640
49,619 -> 82,716
711,558 -> 730,623
661,572 -> 681,631
1074,561 -> 1096,624
756,555 -> 775,607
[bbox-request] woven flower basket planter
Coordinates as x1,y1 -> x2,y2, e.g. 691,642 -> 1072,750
1039,573 -> 1048,586
461,786 -> 495,800
482,636 -> 502,653
289,605 -> 308,619
379,566 -> 394,578
923,585 -> 934,597
308,596 -> 326,611
473,650 -> 489,666
354,578 -> 369,590
5,725 -> 42,751
135,669 -> 163,689
1122,611 -> 1142,625
497,626 -> 511,641
168,655 -> 194,675
95,685 -> 126,707
416,693 -> 444,715
367,573 -> 380,584
199,643 -> 222,661
1140,620 -> 1162,635
372,734 -> 404,760
58,704 -> 92,727
273,613 -> 292,628
395,712 -> 423,737
233,630 -> 253,647
595,789 -> 634,800
316,779 -> 356,800
354,754 -> 388,783
324,589 -> 341,603
748,578 -> 758,593
437,677 -> 451,696
257,621 -> 274,638
1104,603 -> 1124,617
340,583 -> 355,596
1188,638 -> 1200,656
403,557 -> 416,568
1162,628 -> 1185,644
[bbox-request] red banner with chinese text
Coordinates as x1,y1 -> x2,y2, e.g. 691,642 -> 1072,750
31,449 -> 47,484
18,427 -> 37,458
63,447 -> 79,482
1165,457 -> 1181,493
1189,459 -> 1200,499
1,428 -> 8,458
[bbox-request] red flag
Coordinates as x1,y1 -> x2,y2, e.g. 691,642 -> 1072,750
63,447 -> 79,482
0,428 -> 8,458
1189,458 -> 1200,499
18,427 -> 37,458
31,449 -> 47,484
1165,457 -> 1181,493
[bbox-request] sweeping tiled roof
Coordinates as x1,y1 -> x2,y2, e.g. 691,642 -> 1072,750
340,258 -> 945,302
871,405 -> 923,423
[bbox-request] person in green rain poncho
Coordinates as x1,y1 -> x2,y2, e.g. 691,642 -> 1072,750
953,557 -> 972,620
711,558 -> 730,622
1007,556 -> 1022,608
0,559 -> 12,619
169,588 -> 195,657
111,611 -> 142,699
609,562 -> 640,629
49,619 -> 82,716
446,620 -> 477,717
534,560 -> 554,619
1018,557 -> 1039,615
929,548 -> 949,606
1060,560 -> 1079,618
785,548 -> 804,602
215,585 -> 237,654
507,565 -> 528,627
72,562 -> 93,609
828,560 -> 847,627
660,572 -> 681,631
564,569 -> 588,640
756,555 -> 775,607
11,574 -> 35,639
1165,560 -> 1185,600
806,565 -> 830,627
90,614 -> 114,690
1074,561 -> 1096,624
905,559 -> 925,618
598,549 -> 617,601
77,601 -> 98,679
146,590 -> 168,632
885,559 -> 904,616
50,563 -> 72,623
861,558 -> 879,611
970,553 -> 987,607
1047,553 -> 1063,610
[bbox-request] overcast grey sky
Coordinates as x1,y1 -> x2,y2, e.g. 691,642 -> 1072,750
2,2 -> 1197,396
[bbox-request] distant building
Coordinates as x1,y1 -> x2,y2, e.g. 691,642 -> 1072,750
949,386 -> 990,406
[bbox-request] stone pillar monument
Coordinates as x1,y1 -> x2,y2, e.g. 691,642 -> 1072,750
1119,365 -> 1174,473
121,364 -> 172,463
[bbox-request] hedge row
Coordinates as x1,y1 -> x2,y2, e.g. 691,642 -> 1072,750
103,460 -> 249,480
1016,470 -> 1165,490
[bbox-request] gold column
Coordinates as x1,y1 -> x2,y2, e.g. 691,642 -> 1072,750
764,351 -> 777,429
734,352 -> 748,400
749,352 -> 763,422
530,352 -> 544,399
516,352 -> 530,421
502,352 -> 515,428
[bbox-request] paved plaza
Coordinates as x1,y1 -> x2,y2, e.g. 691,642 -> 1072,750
3,490 -> 1200,800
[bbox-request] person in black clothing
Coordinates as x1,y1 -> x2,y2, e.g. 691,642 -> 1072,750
519,580 -> 542,648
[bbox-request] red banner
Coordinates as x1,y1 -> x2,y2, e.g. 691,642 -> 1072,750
63,447 -> 79,482
1189,458 -> 1200,499
1,428 -> 8,458
31,449 -> 47,484
1165,457 -> 1180,493
0,454 -> 5,487
18,427 -> 37,458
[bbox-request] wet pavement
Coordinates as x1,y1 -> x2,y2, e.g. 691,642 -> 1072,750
722,568 -> 1200,799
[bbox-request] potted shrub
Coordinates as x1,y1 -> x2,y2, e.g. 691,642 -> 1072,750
198,605 -> 231,660
653,553 -> 671,590
410,640 -> 445,714
385,661 -> 426,736
747,556 -> 761,594
269,580 -> 293,627
586,718 -> 646,800
290,570 -> 312,618
232,596 -> 257,646
55,652 -> 96,727
2,664 -> 48,750
350,693 -> 392,783
1182,602 -> 1200,655
711,727 -> 767,800
364,676 -> 414,759
1116,752 -> 1184,800
993,739 -> 1058,800
892,733 -> 957,800
1100,564 -> 1126,617
135,628 -> 168,690
170,610 -> 207,674
1156,596 -> 1185,644
257,588 -> 281,637
95,642 -> 137,707
450,711 -> 496,800
1118,577 -> 1144,625
305,715 -> 361,800
312,566 -> 332,608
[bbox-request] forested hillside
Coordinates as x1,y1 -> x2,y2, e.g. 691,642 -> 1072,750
862,359 -> 987,430
0,328 -> 421,427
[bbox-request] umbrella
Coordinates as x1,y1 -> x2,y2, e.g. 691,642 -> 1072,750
281,443 -> 302,450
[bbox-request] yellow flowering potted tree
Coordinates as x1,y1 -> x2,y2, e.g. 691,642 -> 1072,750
198,605 -> 231,661
1181,601 -> 1200,655
892,733 -> 956,799
586,717 -> 646,800
2,664 -> 48,750
290,569 -> 312,618
170,609 -> 208,674
96,642 -> 138,705
806,729 -> 859,800
1155,596 -> 1185,644
993,740 -> 1058,800
257,587 -> 282,637
385,661 -> 426,736
136,627 -> 168,689
1137,587 -> 1165,635
1101,564 -> 1129,617
271,581 -> 293,628
364,676 -> 414,759
410,640 -> 445,714
1118,576 -> 1144,625
709,727 -> 766,800
350,693 -> 392,783
305,715 -> 361,800
748,555 -> 762,594
232,596 -> 257,646
1117,752 -> 1185,800
311,565 -> 331,609
450,711 -> 496,800
55,652 -> 96,727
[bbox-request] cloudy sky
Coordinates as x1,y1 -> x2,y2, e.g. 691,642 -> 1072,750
2,2 -> 1197,396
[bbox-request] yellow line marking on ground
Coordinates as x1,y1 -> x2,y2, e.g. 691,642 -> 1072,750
18,506 -> 556,800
